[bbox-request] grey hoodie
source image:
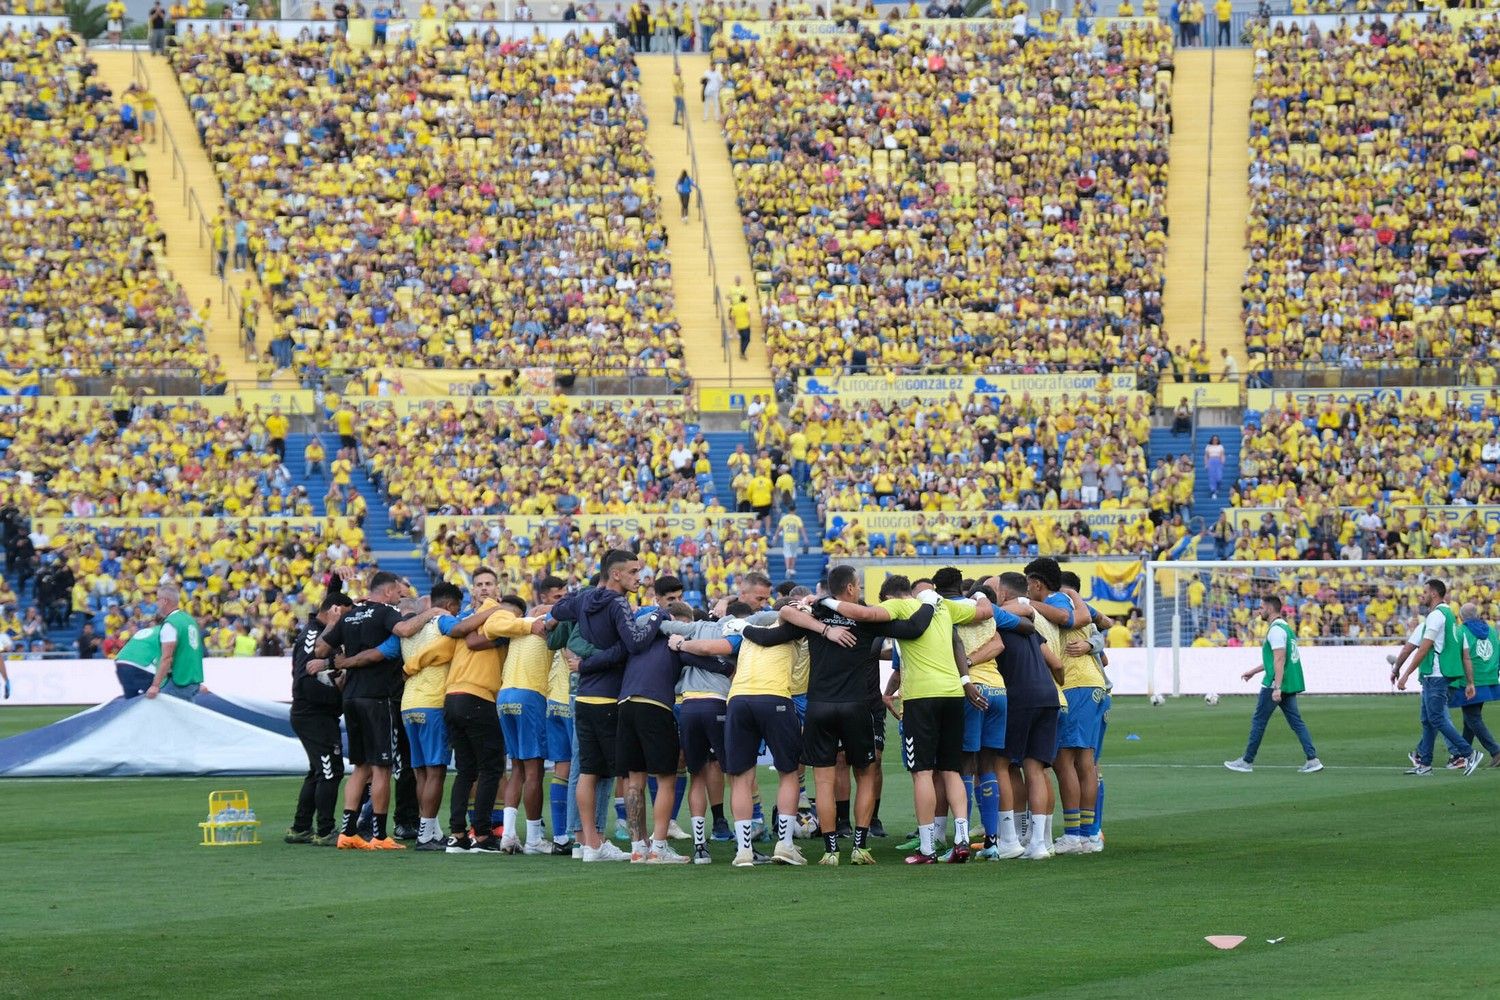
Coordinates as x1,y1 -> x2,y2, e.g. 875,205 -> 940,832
662,610 -> 779,698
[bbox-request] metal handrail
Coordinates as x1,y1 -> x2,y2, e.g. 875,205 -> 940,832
672,43 -> 734,378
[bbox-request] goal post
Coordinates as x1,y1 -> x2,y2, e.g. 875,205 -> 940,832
1140,558 -> 1500,697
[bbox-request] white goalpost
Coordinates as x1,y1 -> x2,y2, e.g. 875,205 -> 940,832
1139,558 -> 1500,698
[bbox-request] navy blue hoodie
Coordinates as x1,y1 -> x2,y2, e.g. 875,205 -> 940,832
551,588 -> 663,701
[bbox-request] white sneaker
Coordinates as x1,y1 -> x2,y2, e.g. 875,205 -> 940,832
731,848 -> 756,868
1464,749 -> 1485,776
1299,758 -> 1324,774
594,841 -> 631,862
1085,834 -> 1104,853
1224,758 -> 1254,773
522,839 -> 549,855
1052,834 -> 1086,855
571,844 -> 584,859
992,840 -> 1026,860
772,841 -> 807,866
498,835 -> 522,855
666,820 -> 690,841
642,844 -> 690,864
1021,843 -> 1051,861
581,845 -> 605,862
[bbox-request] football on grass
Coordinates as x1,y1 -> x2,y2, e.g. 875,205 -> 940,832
1150,693 -> 1166,706
1204,693 -> 1220,706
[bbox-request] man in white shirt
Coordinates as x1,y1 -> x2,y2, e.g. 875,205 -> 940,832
1391,579 -> 1478,775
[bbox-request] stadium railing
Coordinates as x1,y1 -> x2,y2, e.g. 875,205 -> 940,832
131,48 -> 249,351
671,44 -> 734,377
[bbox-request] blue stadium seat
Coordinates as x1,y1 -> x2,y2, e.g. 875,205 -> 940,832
980,544 -> 999,557
1026,543 -> 1039,557
959,543 -> 977,557
683,590 -> 703,607
916,543 -> 933,557
869,533 -> 886,551
936,543 -> 956,557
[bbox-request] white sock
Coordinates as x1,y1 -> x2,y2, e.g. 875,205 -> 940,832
526,819 -> 543,844
1030,817 -> 1048,849
554,832 -> 570,845
954,817 -> 969,846
919,822 -> 935,855
933,815 -> 948,842
999,811 -> 1019,847
735,819 -> 753,853
418,817 -> 436,842
632,838 -> 648,855
692,815 -> 707,847
651,838 -> 668,852
503,806 -> 518,839
777,812 -> 794,846
1020,809 -> 1031,839
1043,814 -> 1054,842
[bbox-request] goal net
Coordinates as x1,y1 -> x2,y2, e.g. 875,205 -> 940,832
1137,559 -> 1500,697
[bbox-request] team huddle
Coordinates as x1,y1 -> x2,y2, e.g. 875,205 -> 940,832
284,553 -> 1117,865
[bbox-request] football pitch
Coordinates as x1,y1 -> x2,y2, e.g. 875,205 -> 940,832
2,696 -> 1497,999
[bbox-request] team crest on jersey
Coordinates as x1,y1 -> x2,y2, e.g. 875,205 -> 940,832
1477,639 -> 1494,661
1092,688 -> 1105,704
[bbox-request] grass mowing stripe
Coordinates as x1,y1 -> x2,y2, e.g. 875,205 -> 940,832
1,696 -> 1493,998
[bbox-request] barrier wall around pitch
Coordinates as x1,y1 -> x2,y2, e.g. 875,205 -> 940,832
2,647 -> 1419,706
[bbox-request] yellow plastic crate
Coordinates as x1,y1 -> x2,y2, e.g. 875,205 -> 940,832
199,789 -> 262,847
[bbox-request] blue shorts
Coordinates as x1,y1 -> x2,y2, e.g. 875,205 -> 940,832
401,707 -> 450,769
792,693 -> 807,727
498,688 -> 547,761
1058,687 -> 1107,750
962,686 -> 1007,753
1095,692 -> 1112,760
546,700 -> 573,762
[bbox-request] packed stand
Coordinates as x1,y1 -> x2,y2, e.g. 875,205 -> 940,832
1225,391 -> 1500,560
357,397 -> 722,518
717,22 -> 1175,387
1183,566 -> 1500,650
0,30 -> 216,381
750,392 -> 1168,555
9,520 -> 369,658
172,29 -> 684,380
1243,17 -> 1500,370
1,398 -> 316,518
423,515 -> 768,607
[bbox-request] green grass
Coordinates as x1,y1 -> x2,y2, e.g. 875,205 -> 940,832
2,696 -> 1497,999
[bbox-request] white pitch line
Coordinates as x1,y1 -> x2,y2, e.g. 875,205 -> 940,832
1103,763 -> 1424,771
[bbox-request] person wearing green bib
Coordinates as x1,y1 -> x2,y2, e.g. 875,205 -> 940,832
1453,603 -> 1500,767
1225,595 -> 1322,774
145,586 -> 205,702
115,624 -> 161,699
1395,579 -> 1477,776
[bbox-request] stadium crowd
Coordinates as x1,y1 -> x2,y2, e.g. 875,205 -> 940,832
422,515 -> 769,601
1,399 -> 314,518
356,397 -> 719,517
3,519 -> 367,660
0,30 -> 219,382
1226,391 -> 1500,560
171,29 -> 684,381
717,22 -> 1175,387
1244,16 -> 1500,370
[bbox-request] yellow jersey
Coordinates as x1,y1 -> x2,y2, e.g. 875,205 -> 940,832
728,635 -> 798,699
500,632 -> 551,695
1060,622 -> 1107,690
958,618 -> 1003,689
547,649 -> 572,708
1030,613 -> 1068,708
400,619 -> 455,711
